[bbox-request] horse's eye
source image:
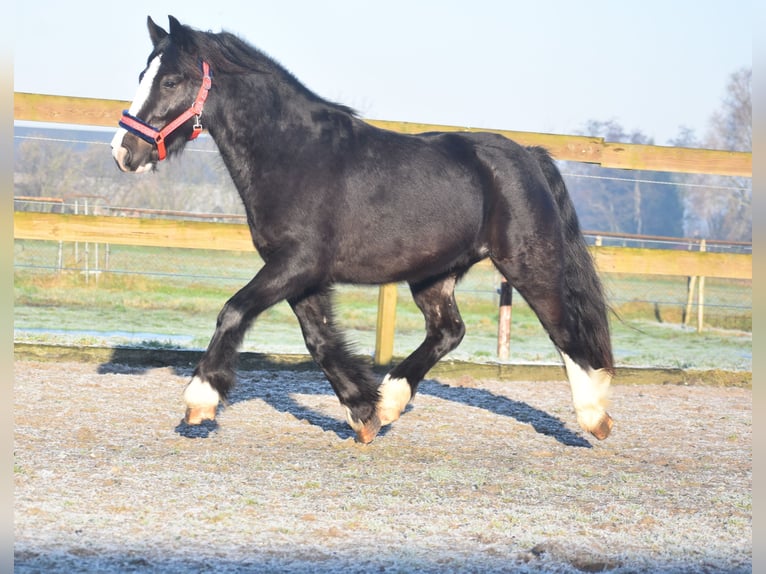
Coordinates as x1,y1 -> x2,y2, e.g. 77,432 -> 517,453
162,80 -> 178,89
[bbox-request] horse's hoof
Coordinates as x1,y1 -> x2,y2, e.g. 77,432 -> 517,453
185,405 -> 217,425
345,407 -> 381,444
589,412 -> 613,440
354,415 -> 382,444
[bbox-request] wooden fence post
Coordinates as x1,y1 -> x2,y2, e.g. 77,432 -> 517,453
497,278 -> 512,360
684,239 -> 707,332
684,275 -> 697,326
683,238 -> 698,328
697,239 -> 706,332
374,283 -> 397,366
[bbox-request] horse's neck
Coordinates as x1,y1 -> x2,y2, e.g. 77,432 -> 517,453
209,80 -> 304,152
206,79 -> 336,194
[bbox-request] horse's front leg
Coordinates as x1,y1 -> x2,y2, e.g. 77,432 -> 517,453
289,290 -> 381,443
183,262 -> 313,425
378,275 -> 465,426
182,293 -> 248,424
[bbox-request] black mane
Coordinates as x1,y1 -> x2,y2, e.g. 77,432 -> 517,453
184,25 -> 357,117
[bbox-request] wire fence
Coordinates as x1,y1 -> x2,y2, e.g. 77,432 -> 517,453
12,233 -> 752,371
13,215 -> 752,327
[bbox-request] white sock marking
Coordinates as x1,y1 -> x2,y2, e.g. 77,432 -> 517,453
111,55 -> 163,162
378,375 -> 412,426
183,376 -> 220,409
560,352 -> 611,433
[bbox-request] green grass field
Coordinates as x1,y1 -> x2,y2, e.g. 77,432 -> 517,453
14,240 -> 752,371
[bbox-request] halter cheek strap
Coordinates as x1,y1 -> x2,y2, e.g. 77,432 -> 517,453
119,61 -> 212,161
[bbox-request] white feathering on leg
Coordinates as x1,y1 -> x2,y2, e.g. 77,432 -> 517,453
377,375 -> 412,426
560,352 -> 611,434
344,406 -> 364,434
183,376 -> 220,410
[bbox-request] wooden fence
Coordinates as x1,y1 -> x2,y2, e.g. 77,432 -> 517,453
13,211 -> 751,281
13,92 -> 753,363
15,92 -> 751,176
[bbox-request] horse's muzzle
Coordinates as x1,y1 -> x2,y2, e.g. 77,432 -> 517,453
111,133 -> 157,173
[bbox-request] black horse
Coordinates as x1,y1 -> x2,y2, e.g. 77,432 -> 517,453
112,16 -> 614,443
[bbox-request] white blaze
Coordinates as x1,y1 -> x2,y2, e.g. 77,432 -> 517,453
111,55 -> 163,159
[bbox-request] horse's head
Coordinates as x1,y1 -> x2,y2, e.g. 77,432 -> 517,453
111,16 -> 212,173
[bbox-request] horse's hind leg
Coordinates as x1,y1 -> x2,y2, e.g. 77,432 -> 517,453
558,349 -> 613,440
378,275 -> 465,427
491,257 -> 613,440
289,289 -> 381,443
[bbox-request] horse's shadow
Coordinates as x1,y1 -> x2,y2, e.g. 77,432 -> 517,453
419,379 -> 591,447
99,348 -> 590,447
173,371 -> 591,448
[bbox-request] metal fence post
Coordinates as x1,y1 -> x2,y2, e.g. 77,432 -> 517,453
497,278 -> 512,360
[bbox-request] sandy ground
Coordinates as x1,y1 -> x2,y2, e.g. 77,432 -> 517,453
14,359 -> 751,573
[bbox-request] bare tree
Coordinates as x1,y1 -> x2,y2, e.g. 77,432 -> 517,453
15,129 -> 245,218
680,68 -> 751,241
566,120 -> 684,237
707,68 -> 752,153
14,137 -> 81,199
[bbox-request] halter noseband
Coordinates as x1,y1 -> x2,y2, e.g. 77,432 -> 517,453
119,61 -> 212,161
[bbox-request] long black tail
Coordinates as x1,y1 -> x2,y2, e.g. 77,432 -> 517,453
528,146 -> 614,373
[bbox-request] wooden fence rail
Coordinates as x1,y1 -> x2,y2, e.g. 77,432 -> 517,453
13,212 -> 752,281
14,92 -> 752,177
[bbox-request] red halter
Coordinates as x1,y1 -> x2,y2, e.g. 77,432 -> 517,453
119,61 -> 212,161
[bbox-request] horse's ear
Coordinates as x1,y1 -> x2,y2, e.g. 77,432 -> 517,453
167,15 -> 194,51
147,16 -> 167,47
168,15 -> 184,36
